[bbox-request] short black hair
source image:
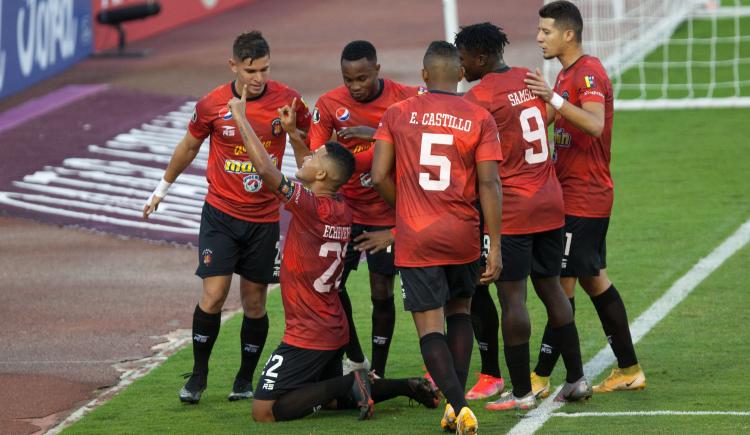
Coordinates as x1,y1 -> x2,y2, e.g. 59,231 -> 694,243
423,40 -> 460,69
324,141 -> 355,186
341,40 -> 377,63
233,31 -> 270,62
539,1 -> 583,43
454,22 -> 510,57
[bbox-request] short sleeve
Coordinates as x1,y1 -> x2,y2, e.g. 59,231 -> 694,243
576,66 -> 607,104
373,106 -> 397,145
475,112 -> 503,163
188,96 -> 213,140
308,97 -> 335,151
278,176 -> 316,216
294,92 -> 312,132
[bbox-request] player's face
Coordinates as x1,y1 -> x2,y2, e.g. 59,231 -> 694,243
341,59 -> 380,102
296,147 -> 327,184
537,18 -> 564,60
457,46 -> 483,82
231,55 -> 270,97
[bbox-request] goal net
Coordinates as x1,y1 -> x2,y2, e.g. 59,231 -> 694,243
542,0 -> 750,109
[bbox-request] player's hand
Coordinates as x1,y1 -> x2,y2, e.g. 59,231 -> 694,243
337,126 -> 376,141
524,68 -> 553,102
353,229 -> 394,254
227,83 -> 248,118
480,246 -> 502,284
142,194 -> 163,219
277,97 -> 298,133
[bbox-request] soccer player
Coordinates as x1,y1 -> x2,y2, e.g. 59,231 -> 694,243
456,22 -> 592,409
222,85 -> 439,423
525,0 -> 646,394
143,31 -> 311,404
307,40 -> 421,378
371,40 -> 503,435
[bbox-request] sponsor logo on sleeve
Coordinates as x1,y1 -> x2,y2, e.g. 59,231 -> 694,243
584,75 -> 595,88
312,107 -> 320,124
191,109 -> 198,123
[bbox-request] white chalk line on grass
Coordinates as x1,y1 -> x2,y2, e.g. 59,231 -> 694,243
44,283 -> 278,435
552,411 -> 750,418
509,217 -> 750,435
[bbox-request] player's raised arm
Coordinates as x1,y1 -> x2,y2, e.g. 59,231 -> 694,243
525,68 -> 604,137
142,131 -> 204,219
229,84 -> 283,191
278,97 -> 312,169
370,139 -> 395,207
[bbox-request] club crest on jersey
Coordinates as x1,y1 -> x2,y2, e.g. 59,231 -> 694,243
312,107 -> 321,124
244,174 -> 263,192
562,91 -> 570,100
584,75 -> 595,88
202,249 -> 213,266
335,107 -> 350,122
219,107 -> 233,121
417,86 -> 428,95
271,118 -> 283,136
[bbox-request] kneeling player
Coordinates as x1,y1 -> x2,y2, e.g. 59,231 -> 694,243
226,88 -> 438,423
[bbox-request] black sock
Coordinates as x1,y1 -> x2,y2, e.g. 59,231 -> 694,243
533,297 -> 574,377
551,322 -> 584,383
420,332 -> 468,412
371,377 -> 413,403
471,285 -> 502,378
339,288 -> 365,363
591,285 -> 638,368
271,374 -> 354,421
371,296 -> 395,377
191,304 -> 221,375
446,313 -> 474,390
237,314 -> 268,383
504,342 -> 531,398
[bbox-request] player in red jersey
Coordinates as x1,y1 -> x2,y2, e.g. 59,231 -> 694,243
221,85 -> 438,423
142,32 -> 311,404
456,22 -> 591,409
525,0 -> 646,394
371,41 -> 503,435
308,40 -> 421,378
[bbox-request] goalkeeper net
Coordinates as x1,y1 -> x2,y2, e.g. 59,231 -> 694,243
542,0 -> 750,109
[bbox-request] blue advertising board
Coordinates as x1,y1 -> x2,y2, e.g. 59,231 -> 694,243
0,0 -> 93,100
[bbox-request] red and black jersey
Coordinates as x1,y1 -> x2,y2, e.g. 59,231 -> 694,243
464,67 -> 564,234
276,178 -> 352,351
552,55 -> 614,218
188,80 -> 311,222
308,79 -> 420,226
373,91 -> 503,267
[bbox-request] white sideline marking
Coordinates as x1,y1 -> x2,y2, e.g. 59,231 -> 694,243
509,218 -> 750,435
551,411 -> 750,418
43,285 -> 276,435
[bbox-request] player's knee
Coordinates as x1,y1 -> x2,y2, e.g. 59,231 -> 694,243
369,272 -> 394,299
445,297 -> 471,316
252,401 -> 275,423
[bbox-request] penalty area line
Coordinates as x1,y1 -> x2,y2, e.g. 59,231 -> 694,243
509,217 -> 750,435
551,410 -> 750,418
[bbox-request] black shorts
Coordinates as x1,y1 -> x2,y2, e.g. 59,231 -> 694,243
399,261 -> 479,312
496,227 -> 565,282
560,215 -> 609,278
195,202 -> 281,283
254,342 -> 344,400
342,223 -> 397,278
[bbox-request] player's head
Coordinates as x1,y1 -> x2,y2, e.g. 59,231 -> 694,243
340,40 -> 381,102
454,22 -> 510,82
537,1 -> 583,59
296,141 -> 355,191
421,41 -> 463,88
230,31 -> 271,97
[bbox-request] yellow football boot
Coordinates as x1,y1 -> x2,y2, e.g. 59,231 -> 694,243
531,371 -> 551,399
593,364 -> 646,393
455,406 -> 478,435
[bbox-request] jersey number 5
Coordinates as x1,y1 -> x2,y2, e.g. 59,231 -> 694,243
419,132 -> 453,191
313,241 -> 347,293
520,106 -> 549,164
